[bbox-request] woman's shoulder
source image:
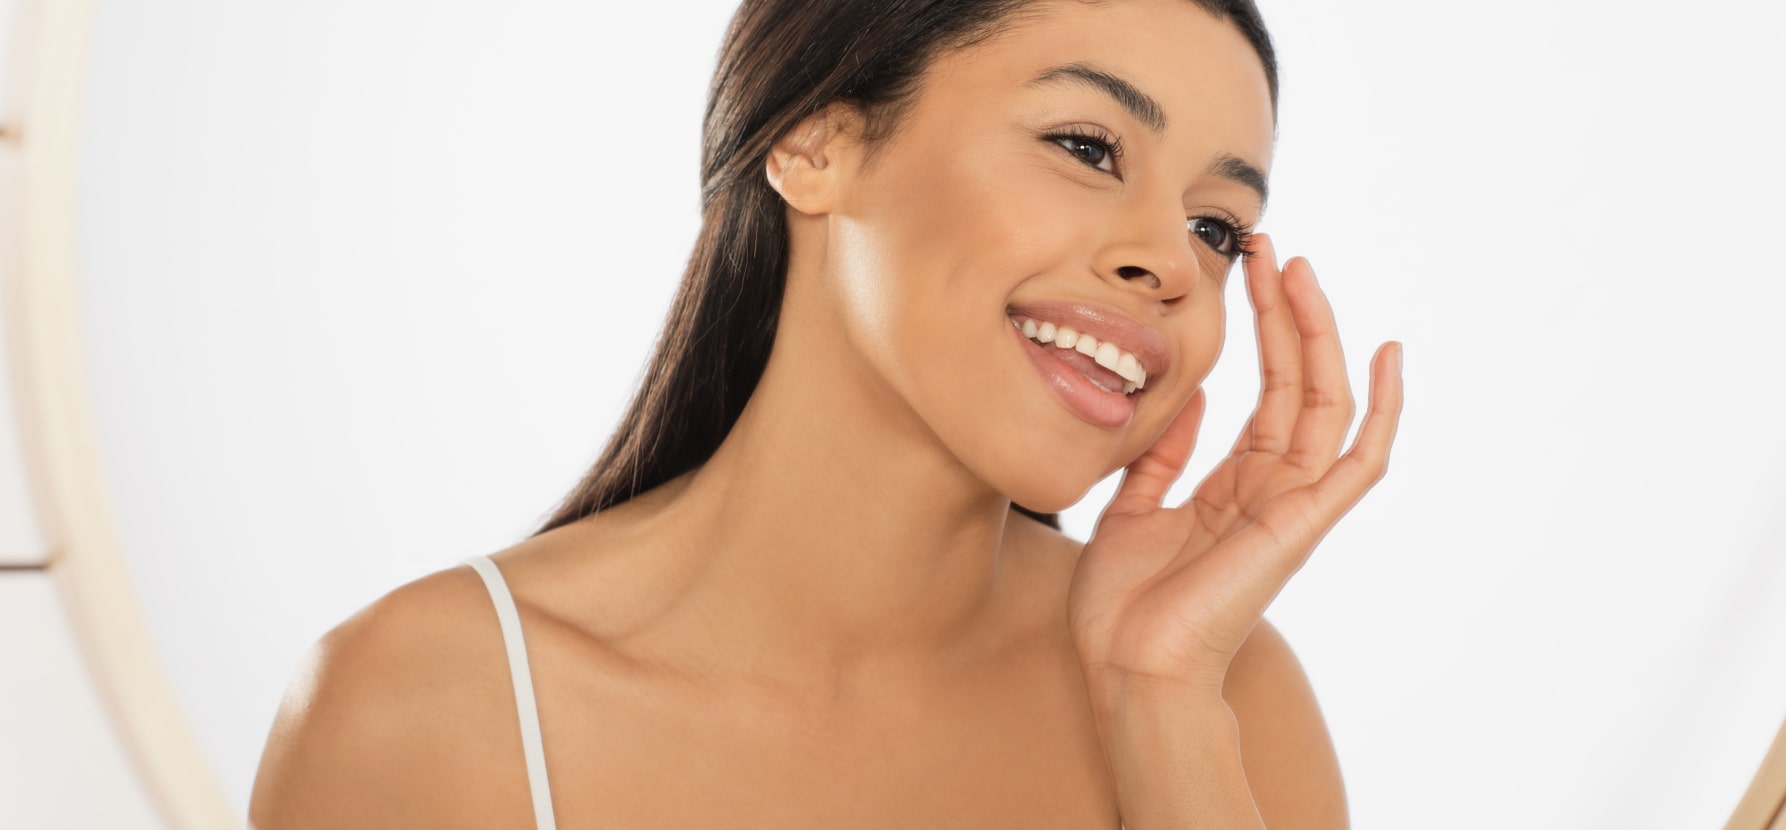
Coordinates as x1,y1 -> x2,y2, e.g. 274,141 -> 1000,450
248,559 -> 535,829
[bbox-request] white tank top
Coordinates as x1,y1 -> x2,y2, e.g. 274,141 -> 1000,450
464,555 -> 558,830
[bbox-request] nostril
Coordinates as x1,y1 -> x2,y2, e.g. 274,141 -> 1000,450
1117,266 -> 1161,289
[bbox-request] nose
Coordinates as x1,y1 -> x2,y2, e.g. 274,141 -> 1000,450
1093,199 -> 1201,303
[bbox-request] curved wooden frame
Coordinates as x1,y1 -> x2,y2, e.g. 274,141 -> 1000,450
1,1 -> 237,827
1726,714 -> 1786,830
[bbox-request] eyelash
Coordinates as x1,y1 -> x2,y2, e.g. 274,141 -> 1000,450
1041,126 -> 1258,262
1043,125 -> 1127,176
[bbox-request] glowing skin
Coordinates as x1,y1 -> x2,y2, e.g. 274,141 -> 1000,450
788,0 -> 1274,513
250,2 -> 1398,828
442,0 -> 1285,700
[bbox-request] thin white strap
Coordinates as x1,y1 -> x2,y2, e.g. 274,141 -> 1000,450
463,555 -> 559,830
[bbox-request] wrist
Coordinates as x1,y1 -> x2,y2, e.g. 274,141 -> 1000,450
1084,669 -> 1261,830
1088,671 -> 1236,750
1082,661 -> 1228,715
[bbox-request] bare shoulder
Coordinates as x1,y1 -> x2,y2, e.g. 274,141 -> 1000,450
1224,617 -> 1350,829
249,561 -> 527,830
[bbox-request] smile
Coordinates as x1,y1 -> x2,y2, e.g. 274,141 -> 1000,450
1009,316 -> 1147,393
1005,302 -> 1170,431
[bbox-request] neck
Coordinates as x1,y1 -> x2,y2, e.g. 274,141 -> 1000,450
634,269 -> 1029,691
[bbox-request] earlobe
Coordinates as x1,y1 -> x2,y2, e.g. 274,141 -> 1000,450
764,103 -> 860,216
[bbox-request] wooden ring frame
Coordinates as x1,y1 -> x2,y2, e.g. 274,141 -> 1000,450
2,1 -> 237,827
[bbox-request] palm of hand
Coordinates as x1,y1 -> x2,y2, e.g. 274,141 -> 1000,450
1067,236 -> 1405,696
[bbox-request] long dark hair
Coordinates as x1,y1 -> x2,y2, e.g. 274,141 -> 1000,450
535,0 -> 1278,536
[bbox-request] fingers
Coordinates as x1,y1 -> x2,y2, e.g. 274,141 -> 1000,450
1237,239 -> 1356,473
1105,387 -> 1207,517
1165,342 -> 1403,618
1304,340 -> 1403,514
1281,257 -> 1355,468
1241,234 -> 1302,456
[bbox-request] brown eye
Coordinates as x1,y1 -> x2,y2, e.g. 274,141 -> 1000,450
1057,136 -> 1112,172
1043,129 -> 1122,176
1188,217 -> 1237,255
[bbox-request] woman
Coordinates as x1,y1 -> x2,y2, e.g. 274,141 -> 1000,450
250,0 -> 1403,826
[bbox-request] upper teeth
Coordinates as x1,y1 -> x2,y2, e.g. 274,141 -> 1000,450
1014,317 -> 1148,392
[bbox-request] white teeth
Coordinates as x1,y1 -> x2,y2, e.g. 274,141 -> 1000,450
1094,341 -> 1121,371
1015,316 -> 1150,394
1116,352 -> 1142,384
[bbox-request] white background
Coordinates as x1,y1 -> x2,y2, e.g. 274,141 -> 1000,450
67,0 -> 1786,827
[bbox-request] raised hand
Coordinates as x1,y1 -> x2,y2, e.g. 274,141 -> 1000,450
1067,234 -> 1404,699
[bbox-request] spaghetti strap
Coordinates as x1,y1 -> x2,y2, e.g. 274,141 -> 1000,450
463,555 -> 559,830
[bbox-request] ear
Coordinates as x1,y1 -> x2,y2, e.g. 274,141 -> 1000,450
765,102 -> 863,216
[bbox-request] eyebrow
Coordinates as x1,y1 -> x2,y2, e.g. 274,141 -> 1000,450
1029,62 -> 1169,135
1212,153 -> 1269,208
1027,61 -> 1270,207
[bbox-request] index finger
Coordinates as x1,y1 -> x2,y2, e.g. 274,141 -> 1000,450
1239,234 -> 1304,457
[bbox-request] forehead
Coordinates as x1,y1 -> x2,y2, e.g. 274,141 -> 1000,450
922,0 -> 1276,166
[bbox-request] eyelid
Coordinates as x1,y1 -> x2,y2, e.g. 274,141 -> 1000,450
1187,210 -> 1258,262
1189,204 -> 1253,232
1040,123 -> 1126,179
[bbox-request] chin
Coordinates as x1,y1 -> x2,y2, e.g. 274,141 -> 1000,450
993,469 -> 1103,516
956,417 -> 1135,516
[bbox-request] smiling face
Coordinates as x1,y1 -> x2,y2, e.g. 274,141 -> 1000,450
779,0 -> 1277,513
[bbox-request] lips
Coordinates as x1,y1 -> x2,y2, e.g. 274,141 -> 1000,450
1005,300 -> 1170,429
1004,300 -> 1170,379
1008,315 -> 1148,392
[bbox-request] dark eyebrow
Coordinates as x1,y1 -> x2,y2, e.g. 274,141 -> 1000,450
1028,62 -> 1167,135
1029,62 -> 1270,207
1211,153 -> 1269,208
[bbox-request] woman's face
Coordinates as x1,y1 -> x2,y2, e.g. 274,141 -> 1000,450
814,0 -> 1276,512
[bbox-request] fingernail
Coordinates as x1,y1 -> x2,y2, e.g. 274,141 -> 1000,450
1394,342 -> 1404,375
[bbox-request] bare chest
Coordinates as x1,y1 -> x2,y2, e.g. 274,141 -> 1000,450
468,637 -> 1123,829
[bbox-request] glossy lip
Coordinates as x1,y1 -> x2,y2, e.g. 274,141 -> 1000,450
1004,299 -> 1171,379
1010,321 -> 1138,429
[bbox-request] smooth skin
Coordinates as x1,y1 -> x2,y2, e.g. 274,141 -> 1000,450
251,1 -> 1401,827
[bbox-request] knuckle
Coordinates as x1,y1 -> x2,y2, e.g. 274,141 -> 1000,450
1262,367 -> 1298,391
1303,385 -> 1347,411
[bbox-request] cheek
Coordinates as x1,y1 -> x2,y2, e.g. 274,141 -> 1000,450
1185,296 -> 1228,383
829,150 -> 1080,367
1111,297 -> 1227,472
1162,273 -> 1233,391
